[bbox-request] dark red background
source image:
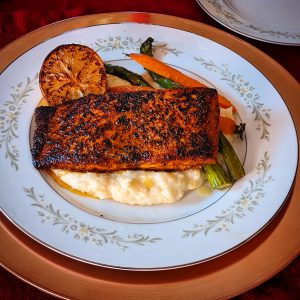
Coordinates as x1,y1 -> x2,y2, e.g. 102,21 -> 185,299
0,0 -> 299,299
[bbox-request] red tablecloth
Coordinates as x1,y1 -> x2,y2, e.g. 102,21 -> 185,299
0,0 -> 299,299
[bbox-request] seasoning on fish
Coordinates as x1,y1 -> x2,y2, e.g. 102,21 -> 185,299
31,87 -> 220,172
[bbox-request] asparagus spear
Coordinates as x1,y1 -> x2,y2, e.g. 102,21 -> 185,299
148,71 -> 182,88
202,163 -> 232,190
140,37 -> 154,56
219,131 -> 245,180
105,64 -> 151,87
203,132 -> 245,189
140,37 -> 182,89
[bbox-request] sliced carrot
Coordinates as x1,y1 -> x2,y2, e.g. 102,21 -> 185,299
220,116 -> 236,135
128,53 -> 236,111
128,53 -> 206,88
109,86 -> 154,92
218,95 -> 236,112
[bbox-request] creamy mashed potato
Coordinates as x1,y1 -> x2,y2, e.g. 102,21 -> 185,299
53,169 -> 204,205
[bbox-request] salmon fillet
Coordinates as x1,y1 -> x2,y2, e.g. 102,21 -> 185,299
31,87 -> 219,172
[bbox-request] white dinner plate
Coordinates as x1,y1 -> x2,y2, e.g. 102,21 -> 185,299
197,0 -> 300,45
0,22 -> 298,270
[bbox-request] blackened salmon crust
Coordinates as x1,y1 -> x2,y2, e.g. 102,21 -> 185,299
32,88 -> 219,172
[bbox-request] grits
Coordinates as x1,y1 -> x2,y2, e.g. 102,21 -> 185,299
53,169 -> 204,205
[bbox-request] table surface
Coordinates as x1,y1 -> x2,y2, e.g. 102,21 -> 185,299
0,0 -> 299,299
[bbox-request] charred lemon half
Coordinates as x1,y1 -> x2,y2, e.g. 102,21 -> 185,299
39,44 -> 107,105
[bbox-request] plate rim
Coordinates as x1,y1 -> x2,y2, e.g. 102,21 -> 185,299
196,0 -> 300,46
0,12 -> 300,298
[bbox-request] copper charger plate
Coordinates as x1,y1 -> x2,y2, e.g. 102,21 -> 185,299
0,12 -> 299,299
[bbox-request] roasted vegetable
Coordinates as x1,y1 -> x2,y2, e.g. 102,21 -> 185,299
105,64 -> 151,87
146,70 -> 182,88
219,116 -> 236,135
218,95 -> 237,111
137,38 -> 236,110
140,37 -> 154,57
203,163 -> 232,190
219,131 -> 245,180
234,123 -> 246,140
140,37 -> 181,88
204,131 -> 245,189
127,53 -> 206,88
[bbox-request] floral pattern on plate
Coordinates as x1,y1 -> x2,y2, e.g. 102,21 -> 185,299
197,0 -> 300,45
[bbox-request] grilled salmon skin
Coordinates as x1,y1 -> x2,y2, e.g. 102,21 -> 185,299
31,87 -> 219,172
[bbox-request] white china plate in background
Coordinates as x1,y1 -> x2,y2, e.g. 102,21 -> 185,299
197,0 -> 300,45
0,22 -> 298,270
